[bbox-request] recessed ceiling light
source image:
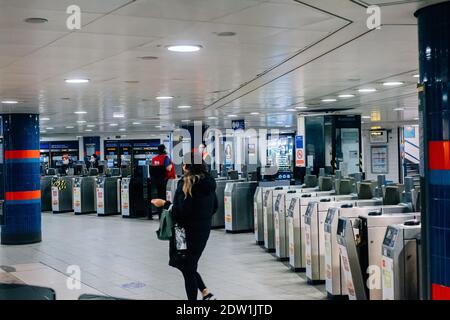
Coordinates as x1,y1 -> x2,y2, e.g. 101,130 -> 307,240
362,116 -> 371,119
167,45 -> 202,53
87,124 -> 95,128
25,17 -> 48,24
285,125 -> 291,128
394,107 -> 405,111
358,88 -> 377,93
181,120 -> 191,123
65,79 -> 90,84
109,123 -> 118,127
46,127 -> 54,130
338,94 -> 355,98
178,105 -> 192,109
119,128 -> 126,132
383,81 -> 404,86
286,109 -> 297,112
133,122 -> 141,125
413,74 -> 420,78
322,99 -> 337,102
155,125 -> 162,128
77,120 -> 86,124
156,96 -> 173,100
2,100 -> 18,104
113,112 -> 125,118
124,80 -> 140,84
40,130 -> 47,133
74,111 -> 87,114
85,129 -> 93,132
228,114 -> 238,118
414,117 -> 419,120
208,116 -> 218,120
40,117 -> 50,121
65,126 -> 74,129
250,112 -> 260,115
296,106 -> 308,109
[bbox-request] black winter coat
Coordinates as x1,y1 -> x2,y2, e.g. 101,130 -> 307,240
165,173 -> 218,270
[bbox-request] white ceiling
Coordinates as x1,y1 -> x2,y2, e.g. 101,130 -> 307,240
0,0 -> 446,135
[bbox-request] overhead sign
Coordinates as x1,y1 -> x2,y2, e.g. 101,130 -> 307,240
295,135 -> 305,167
231,119 -> 245,131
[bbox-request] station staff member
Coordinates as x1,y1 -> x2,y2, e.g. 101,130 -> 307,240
150,144 -> 176,219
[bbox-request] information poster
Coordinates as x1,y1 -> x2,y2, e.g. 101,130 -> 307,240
371,146 -> 388,174
295,135 -> 305,167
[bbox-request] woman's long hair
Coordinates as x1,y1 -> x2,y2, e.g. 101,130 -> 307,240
182,152 -> 207,198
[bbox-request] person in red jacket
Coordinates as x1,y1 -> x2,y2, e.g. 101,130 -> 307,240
150,144 -> 176,219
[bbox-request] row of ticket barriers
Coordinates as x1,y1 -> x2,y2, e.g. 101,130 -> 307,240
41,168 -> 150,217
253,172 -> 422,300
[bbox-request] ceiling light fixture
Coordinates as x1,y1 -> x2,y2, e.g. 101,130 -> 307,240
362,116 -> 371,119
228,114 -> 238,118
113,113 -> 125,118
156,96 -> 173,100
322,99 -> 337,102
109,123 -> 118,127
77,120 -> 86,124
40,117 -> 50,121
65,79 -> 90,84
46,127 -> 54,130
181,120 -> 191,123
119,128 -> 126,132
87,124 -> 95,128
215,31 -> 237,37
414,117 -> 419,120
208,116 -> 218,120
155,125 -> 162,128
338,94 -> 355,98
74,111 -> 87,114
133,122 -> 141,125
85,129 -> 93,132
394,107 -> 405,111
177,105 -> 192,109
66,126 -> 74,129
2,100 -> 18,104
138,56 -> 158,60
413,74 -> 420,78
250,112 -> 260,115
358,88 -> 377,93
296,106 -> 308,109
167,45 -> 202,53
383,81 -> 404,86
286,109 -> 297,112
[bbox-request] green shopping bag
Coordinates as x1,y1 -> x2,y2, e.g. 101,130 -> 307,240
156,207 -> 174,240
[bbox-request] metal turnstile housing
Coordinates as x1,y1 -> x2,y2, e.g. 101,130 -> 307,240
51,176 -> 73,213
96,176 -> 121,216
73,176 -> 96,214
224,182 -> 258,233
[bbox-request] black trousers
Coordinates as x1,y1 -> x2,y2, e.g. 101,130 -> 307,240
181,269 -> 207,301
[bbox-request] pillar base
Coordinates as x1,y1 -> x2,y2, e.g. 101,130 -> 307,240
1,232 -> 42,245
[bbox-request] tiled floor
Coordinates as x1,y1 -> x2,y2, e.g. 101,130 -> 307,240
0,212 -> 326,300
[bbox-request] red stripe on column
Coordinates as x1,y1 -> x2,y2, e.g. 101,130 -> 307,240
432,284 -> 450,300
6,190 -> 41,201
429,141 -> 450,170
5,150 -> 40,159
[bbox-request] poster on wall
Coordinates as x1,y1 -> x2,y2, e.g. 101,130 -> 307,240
371,145 -> 389,174
224,141 -> 233,168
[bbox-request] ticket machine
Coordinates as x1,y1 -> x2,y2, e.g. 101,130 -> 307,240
213,178 -> 242,229
337,209 -> 419,300
381,220 -> 421,300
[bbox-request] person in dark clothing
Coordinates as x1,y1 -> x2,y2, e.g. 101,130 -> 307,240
152,152 -> 218,300
89,154 -> 99,168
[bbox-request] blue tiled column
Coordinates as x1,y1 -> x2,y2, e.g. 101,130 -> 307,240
416,2 -> 450,300
0,114 -> 41,245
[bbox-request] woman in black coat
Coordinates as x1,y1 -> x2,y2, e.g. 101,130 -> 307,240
152,152 -> 218,300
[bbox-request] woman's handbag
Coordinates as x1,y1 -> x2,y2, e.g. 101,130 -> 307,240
156,206 -> 174,241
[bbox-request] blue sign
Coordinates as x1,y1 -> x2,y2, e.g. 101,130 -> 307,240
295,136 -> 304,149
231,119 -> 245,131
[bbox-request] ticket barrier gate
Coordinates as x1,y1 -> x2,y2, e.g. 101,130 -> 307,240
41,170 -> 56,212
285,190 -> 335,271
51,176 -> 74,213
121,177 -> 149,218
254,181 -> 291,245
381,220 -> 421,300
73,176 -> 96,214
224,181 -> 258,233
304,195 -> 358,284
324,199 -> 383,298
336,208 -> 419,300
96,176 -> 121,216
214,179 -> 242,229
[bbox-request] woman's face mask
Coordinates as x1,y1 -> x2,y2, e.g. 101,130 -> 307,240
90,157 -> 95,162
63,159 -> 69,165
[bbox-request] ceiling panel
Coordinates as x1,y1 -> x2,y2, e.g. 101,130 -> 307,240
0,0 -> 132,13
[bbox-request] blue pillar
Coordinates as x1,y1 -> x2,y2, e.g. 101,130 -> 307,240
416,1 -> 450,300
0,114 -> 41,245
